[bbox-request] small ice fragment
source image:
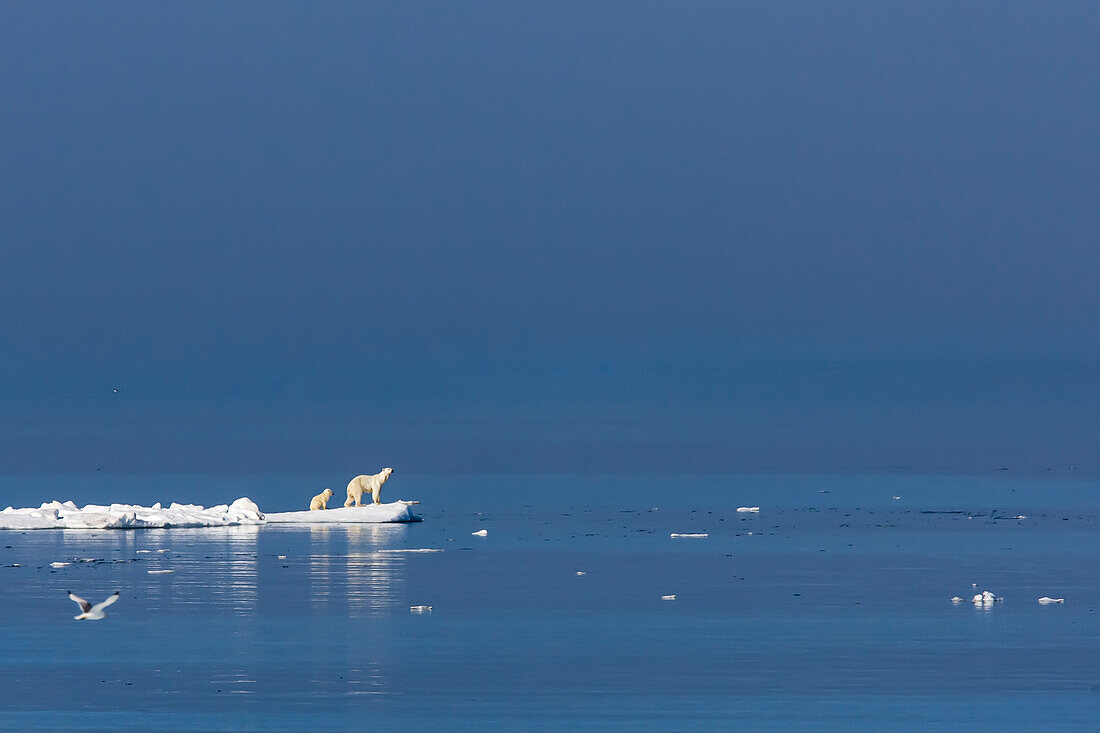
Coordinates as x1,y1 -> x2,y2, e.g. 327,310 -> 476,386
575,571 -> 586,576
1038,596 -> 1065,604
136,550 -> 152,554
471,529 -> 488,537
736,507 -> 760,513
1012,515 -> 1027,520
156,549 -> 169,553
410,605 -> 432,613
661,595 -> 676,601
951,596 -> 964,603
50,561 -> 70,568
277,555 -> 287,559
891,496 -> 901,500
972,590 -> 1001,604
670,533 -> 708,538
147,569 -> 174,574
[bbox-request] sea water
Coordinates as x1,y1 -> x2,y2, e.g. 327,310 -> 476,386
0,473 -> 1097,731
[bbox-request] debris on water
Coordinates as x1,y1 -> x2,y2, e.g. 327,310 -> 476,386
951,596 -> 965,603
471,529 -> 488,537
50,562 -> 70,568
410,605 -> 432,613
670,533 -> 708,538
575,571 -> 586,576
147,569 -> 174,574
1038,597 -> 1065,604
736,507 -> 760,513
661,595 -> 676,601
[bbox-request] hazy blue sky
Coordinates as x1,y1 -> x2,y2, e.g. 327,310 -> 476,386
1,2 -> 1098,473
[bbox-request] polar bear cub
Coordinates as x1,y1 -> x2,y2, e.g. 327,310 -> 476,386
345,468 -> 394,507
309,488 -> 334,510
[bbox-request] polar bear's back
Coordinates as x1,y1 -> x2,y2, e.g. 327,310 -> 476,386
348,469 -> 393,491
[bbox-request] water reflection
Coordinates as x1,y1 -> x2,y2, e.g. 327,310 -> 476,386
306,524 -> 410,617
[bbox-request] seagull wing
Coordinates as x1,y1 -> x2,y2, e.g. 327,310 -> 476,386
68,591 -> 92,613
91,592 -> 120,613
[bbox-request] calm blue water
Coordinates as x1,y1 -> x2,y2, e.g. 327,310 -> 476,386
1,473 -> 1097,731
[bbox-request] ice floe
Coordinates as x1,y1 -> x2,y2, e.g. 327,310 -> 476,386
670,533 -> 708,538
471,529 -> 488,537
410,605 -> 432,613
264,502 -> 419,524
736,506 -> 760,513
1,498 -> 420,530
1037,596 -> 1065,604
661,594 -> 676,601
1,498 -> 265,530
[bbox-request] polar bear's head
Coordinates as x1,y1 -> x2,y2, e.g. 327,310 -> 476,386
380,468 -> 394,482
320,488 -> 333,500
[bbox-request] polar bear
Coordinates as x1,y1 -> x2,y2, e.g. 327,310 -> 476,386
309,488 -> 334,510
345,468 -> 394,507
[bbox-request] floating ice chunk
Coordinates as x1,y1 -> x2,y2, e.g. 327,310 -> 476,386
661,595 -> 676,601
277,555 -> 287,559
471,529 -> 488,537
410,605 -> 432,613
891,496 -> 901,500
0,497 -> 266,530
670,533 -> 708,538
971,590 -> 1001,605
147,569 -> 174,574
1038,596 -> 1065,604
50,561 -> 70,568
263,501 -> 418,524
575,571 -> 587,576
951,596 -> 965,603
736,507 -> 760,513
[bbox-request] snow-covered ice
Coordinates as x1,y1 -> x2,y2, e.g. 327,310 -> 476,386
1,497 -> 419,530
670,533 -> 708,538
471,529 -> 488,537
736,506 -> 760,513
1038,596 -> 1065,604
265,502 -> 419,524
0,498 -> 265,530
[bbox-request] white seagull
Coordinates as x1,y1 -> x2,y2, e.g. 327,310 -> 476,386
68,590 -> 119,620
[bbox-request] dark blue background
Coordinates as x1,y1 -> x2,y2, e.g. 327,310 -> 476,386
2,2 -> 1098,473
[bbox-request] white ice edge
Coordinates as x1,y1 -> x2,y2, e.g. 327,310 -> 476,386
0,498 -> 419,530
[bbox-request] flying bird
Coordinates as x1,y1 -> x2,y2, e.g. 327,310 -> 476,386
68,590 -> 119,620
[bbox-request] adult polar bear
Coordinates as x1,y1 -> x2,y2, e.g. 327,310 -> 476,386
345,468 -> 394,507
